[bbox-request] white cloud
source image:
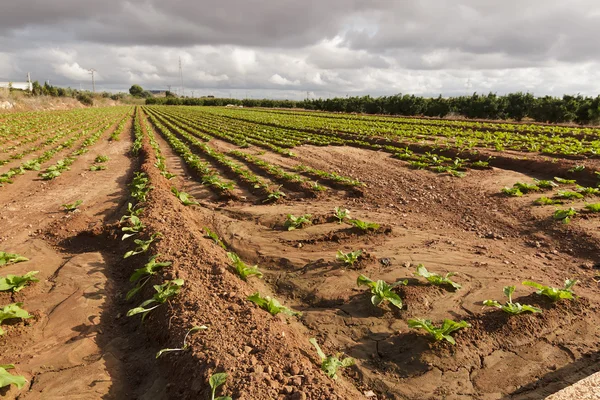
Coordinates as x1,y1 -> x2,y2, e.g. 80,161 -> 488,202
268,74 -> 300,86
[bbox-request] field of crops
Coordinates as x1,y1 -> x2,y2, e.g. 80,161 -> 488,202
1,105 -> 599,399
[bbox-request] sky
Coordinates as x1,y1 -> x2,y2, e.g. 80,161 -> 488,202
1,0 -> 599,100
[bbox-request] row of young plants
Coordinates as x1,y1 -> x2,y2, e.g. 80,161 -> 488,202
502,171 -> 600,223
145,110 -> 286,201
0,108 -> 83,147
201,107 -> 600,156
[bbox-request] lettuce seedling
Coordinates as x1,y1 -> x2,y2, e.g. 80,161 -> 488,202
264,190 -> 286,203
284,214 -> 312,231
334,207 -> 350,223
348,219 -> 380,232
89,165 -> 107,171
309,338 -> 354,379
483,286 -> 542,315
124,233 -> 162,258
502,187 -> 523,197
95,155 -> 109,163
62,200 -> 83,212
156,325 -> 208,358
127,279 -> 184,321
534,196 -> 563,206
576,185 -> 600,196
533,179 -> 558,189
0,271 -> 39,292
126,255 -> 172,300
0,364 -> 27,390
513,182 -> 540,193
414,265 -> 461,290
356,274 -> 407,309
522,279 -> 577,301
121,215 -> 144,240
555,190 -> 584,200
554,177 -> 576,184
585,203 -> 600,212
407,318 -> 471,345
227,252 -> 263,280
0,252 -> 28,266
247,292 -> 301,316
171,187 -> 199,206
0,303 -> 31,335
336,250 -> 362,267
203,227 -> 227,249
568,165 -> 585,173
209,372 -> 232,400
553,207 -> 576,224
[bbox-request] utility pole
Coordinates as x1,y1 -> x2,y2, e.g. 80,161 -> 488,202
179,57 -> 184,97
88,68 -> 96,93
167,85 -> 172,93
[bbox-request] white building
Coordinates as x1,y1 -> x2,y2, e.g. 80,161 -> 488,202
0,81 -> 33,91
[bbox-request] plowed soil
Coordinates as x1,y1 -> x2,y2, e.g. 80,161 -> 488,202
1,107 -> 599,400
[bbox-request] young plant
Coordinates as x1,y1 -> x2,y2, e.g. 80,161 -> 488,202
156,325 -> 208,358
171,187 -> 199,206
284,214 -> 312,231
0,271 -> 39,292
62,200 -> 83,212
0,303 -> 31,335
553,207 -> 577,224
585,203 -> 600,212
568,165 -> 585,173
336,250 -> 362,267
513,182 -> 540,193
121,215 -> 144,240
129,172 -> 153,202
247,292 -> 301,316
348,219 -> 380,232
89,165 -> 107,171
209,372 -> 232,400
120,203 -> 143,224
522,279 -> 578,301
309,338 -> 354,379
264,190 -> 286,203
356,274 -> 407,309
0,252 -> 28,266
407,318 -> 471,345
501,187 -> 523,197
554,177 -> 576,184
127,279 -> 184,321
203,227 -> 226,249
0,364 -> 27,390
333,207 -> 350,223
483,286 -> 542,315
126,255 -> 172,300
555,190 -> 584,200
576,185 -> 600,196
227,252 -> 263,280
94,155 -> 109,163
414,265 -> 461,290
124,233 -> 162,258
533,179 -> 558,189
534,196 -> 563,206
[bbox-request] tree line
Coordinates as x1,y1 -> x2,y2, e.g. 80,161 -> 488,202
146,92 -> 600,125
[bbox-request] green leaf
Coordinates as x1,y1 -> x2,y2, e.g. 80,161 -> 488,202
0,252 -> 29,266
0,364 -> 26,390
0,271 -> 39,292
0,303 -> 31,335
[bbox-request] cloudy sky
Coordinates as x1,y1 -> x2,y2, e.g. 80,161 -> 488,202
1,0 -> 599,99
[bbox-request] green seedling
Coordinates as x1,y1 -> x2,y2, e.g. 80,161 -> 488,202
534,196 -> 563,206
0,271 -> 39,292
209,372 -> 232,400
89,165 -> 107,171
568,165 -> 585,173
414,264 -> 461,290
227,253 -> 263,280
533,179 -> 558,189
483,286 -> 542,315
0,252 -> 28,266
171,187 -> 199,206
309,338 -> 354,379
356,274 -> 407,309
124,233 -> 162,259
0,303 -> 31,335
348,219 -> 380,232
126,255 -> 172,300
156,325 -> 208,358
264,190 -> 286,203
95,155 -> 109,163
336,250 -> 362,267
523,279 -> 577,301
576,185 -> 600,196
0,364 -> 27,390
62,200 -> 83,212
120,203 -> 143,224
127,279 -> 184,321
502,187 -> 523,197
554,177 -> 576,184
553,207 -> 577,224
555,190 -> 584,200
407,318 -> 471,345
203,227 -> 226,249
129,172 -> 153,202
585,203 -> 600,212
284,214 -> 312,231
513,182 -> 540,193
333,207 -> 350,223
247,292 -> 301,316
121,215 -> 144,240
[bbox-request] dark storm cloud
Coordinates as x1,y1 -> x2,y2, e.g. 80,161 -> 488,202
1,0 -> 600,97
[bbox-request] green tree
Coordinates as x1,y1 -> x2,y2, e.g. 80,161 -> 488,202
129,84 -> 144,97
